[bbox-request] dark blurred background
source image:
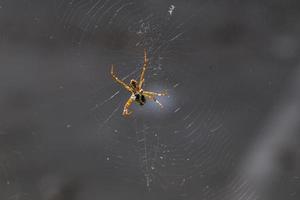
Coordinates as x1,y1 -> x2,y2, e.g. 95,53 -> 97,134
0,0 -> 300,199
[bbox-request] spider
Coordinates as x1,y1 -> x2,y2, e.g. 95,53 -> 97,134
110,49 -> 167,116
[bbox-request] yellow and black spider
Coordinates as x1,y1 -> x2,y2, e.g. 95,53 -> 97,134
110,49 -> 167,116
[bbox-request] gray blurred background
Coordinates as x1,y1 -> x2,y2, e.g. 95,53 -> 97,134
0,0 -> 300,199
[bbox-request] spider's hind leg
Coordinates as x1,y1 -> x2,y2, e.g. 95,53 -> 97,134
123,96 -> 134,116
143,90 -> 167,97
143,93 -> 164,108
153,98 -> 163,108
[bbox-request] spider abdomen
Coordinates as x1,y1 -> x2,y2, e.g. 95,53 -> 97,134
135,93 -> 146,106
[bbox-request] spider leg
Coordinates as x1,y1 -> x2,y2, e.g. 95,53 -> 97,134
110,65 -> 132,92
143,92 -> 165,108
143,90 -> 167,97
138,49 -> 149,89
122,95 -> 135,116
154,98 -> 164,108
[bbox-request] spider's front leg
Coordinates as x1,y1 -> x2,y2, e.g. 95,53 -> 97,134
122,95 -> 135,116
138,49 -> 149,89
111,65 -> 132,92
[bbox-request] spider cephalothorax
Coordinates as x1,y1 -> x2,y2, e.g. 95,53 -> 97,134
129,79 -> 138,91
110,49 -> 167,116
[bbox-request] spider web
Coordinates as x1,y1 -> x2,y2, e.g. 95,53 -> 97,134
54,0 -> 251,199
49,0 -> 292,199
0,1 -> 298,200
